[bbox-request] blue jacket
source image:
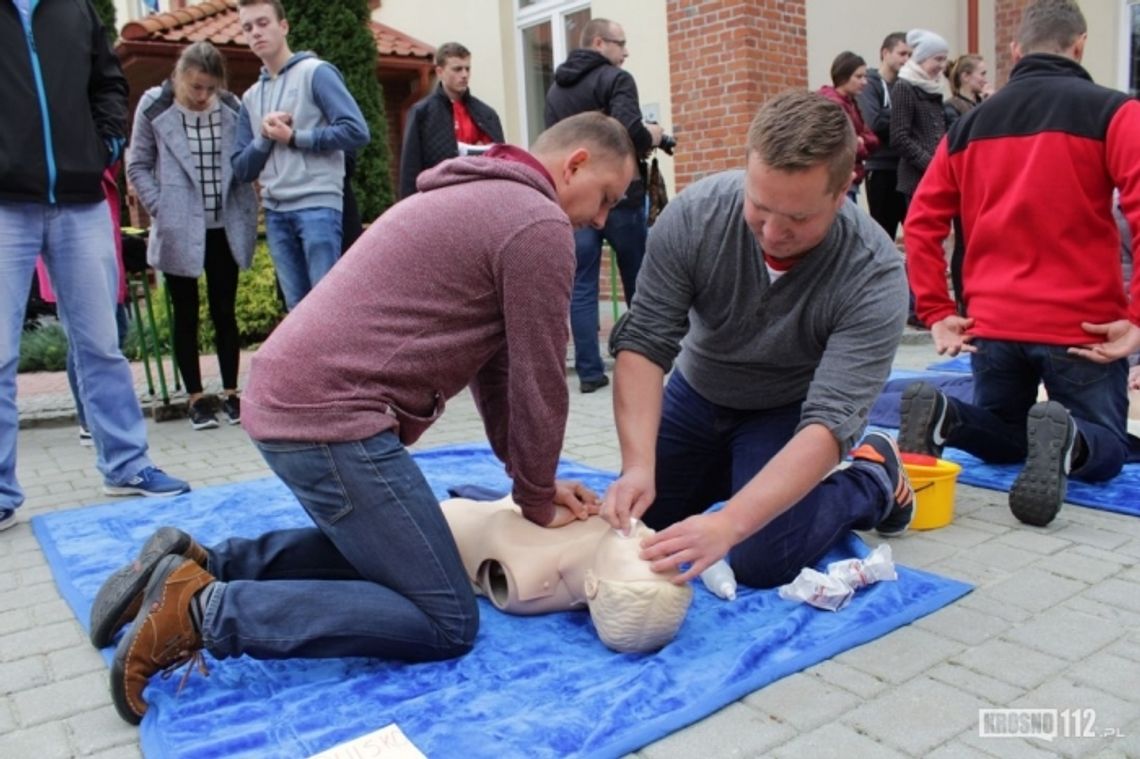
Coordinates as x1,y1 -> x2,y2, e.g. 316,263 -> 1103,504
0,0 -> 127,204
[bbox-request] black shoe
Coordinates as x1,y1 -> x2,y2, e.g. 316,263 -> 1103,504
899,382 -> 950,457
1009,401 -> 1075,527
188,399 -> 219,430
852,431 -> 915,537
89,527 -> 209,649
222,395 -> 241,426
579,375 -> 610,394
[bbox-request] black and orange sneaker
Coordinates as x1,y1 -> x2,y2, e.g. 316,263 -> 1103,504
852,431 -> 915,537
1009,401 -> 1076,527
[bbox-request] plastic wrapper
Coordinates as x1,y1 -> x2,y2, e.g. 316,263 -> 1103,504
826,544 -> 897,591
777,567 -> 854,611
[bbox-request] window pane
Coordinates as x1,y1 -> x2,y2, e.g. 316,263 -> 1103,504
518,0 -> 537,8
522,22 -> 553,144
563,8 -> 591,52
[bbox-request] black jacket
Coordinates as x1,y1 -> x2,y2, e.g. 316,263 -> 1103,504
398,84 -> 504,199
545,49 -> 653,207
856,69 -> 899,169
0,0 -> 127,203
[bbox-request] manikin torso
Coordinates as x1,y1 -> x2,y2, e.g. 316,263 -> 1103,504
440,497 -> 693,652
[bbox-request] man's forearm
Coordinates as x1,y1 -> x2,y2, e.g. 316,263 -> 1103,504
719,423 -> 842,543
613,351 -> 665,472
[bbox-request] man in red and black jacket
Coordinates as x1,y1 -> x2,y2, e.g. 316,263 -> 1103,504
898,0 -> 1140,528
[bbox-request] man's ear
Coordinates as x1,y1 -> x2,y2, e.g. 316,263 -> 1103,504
1071,32 -> 1087,62
561,147 -> 590,181
1009,40 -> 1023,65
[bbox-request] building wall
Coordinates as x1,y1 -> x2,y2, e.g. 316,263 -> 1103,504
996,0 -> 1124,87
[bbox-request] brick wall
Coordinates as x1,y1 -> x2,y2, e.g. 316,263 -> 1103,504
995,0 -> 1032,86
665,0 -> 807,191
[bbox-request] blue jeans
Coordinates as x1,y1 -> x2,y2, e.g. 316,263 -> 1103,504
642,372 -> 891,589
69,304 -> 130,429
571,204 -> 647,381
944,338 -> 1129,481
264,207 -> 343,311
201,430 -> 478,660
1,202 -> 153,508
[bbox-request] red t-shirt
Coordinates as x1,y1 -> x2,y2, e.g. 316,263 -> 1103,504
453,99 -> 492,145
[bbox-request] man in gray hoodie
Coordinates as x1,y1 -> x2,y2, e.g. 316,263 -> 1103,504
600,91 -> 912,591
232,0 -> 369,310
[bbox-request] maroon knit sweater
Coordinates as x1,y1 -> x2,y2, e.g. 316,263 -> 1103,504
242,155 -> 575,525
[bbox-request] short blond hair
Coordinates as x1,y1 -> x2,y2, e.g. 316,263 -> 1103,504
746,90 -> 856,197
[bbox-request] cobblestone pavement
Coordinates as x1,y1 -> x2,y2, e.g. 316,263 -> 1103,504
3,342 -> 1139,758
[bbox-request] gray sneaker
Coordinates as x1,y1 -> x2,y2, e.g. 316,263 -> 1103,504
1009,401 -> 1075,527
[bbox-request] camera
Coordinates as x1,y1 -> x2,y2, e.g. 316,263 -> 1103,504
657,133 -> 677,156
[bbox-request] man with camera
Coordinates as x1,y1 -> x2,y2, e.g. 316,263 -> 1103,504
545,18 -> 667,393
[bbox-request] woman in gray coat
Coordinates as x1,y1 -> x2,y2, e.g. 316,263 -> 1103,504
127,42 -> 258,429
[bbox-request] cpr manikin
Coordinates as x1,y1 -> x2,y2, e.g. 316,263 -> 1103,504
440,496 -> 692,653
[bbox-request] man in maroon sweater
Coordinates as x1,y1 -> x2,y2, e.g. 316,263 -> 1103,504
93,112 -> 636,725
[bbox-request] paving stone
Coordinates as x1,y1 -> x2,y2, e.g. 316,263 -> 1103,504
0,721 -> 73,758
959,593 -> 1034,624
982,568 -> 1088,613
1001,607 -> 1121,661
1052,523 -> 1130,552
770,722 -> 908,759
926,739 -> 993,759
881,534 -> 960,568
0,620 -> 85,661
1062,596 -> 1140,628
640,702 -> 795,758
1033,548 -> 1126,585
742,671 -> 860,732
844,676 -> 984,755
805,659 -> 890,699
912,603 -> 1012,646
1009,678 -> 1135,758
958,729 -> 1063,759
1081,578 -> 1140,615
66,705 -> 143,756
922,523 -> 999,548
1067,652 -> 1140,703
952,639 -> 1067,690
47,645 -> 105,680
925,556 -> 1009,587
835,626 -> 964,684
0,656 -> 50,693
0,607 -> 33,636
928,661 -> 1024,706
12,671 -> 107,726
991,530 -> 1072,555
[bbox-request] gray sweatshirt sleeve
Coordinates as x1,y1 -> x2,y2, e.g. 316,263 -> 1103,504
798,234 -> 908,451
608,189 -> 696,371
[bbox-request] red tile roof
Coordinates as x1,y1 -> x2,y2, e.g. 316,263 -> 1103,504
119,0 -> 434,60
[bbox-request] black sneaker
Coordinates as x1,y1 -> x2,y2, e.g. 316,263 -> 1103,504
852,431 -> 915,537
222,395 -> 241,426
1009,401 -> 1074,527
579,375 -> 610,394
899,382 -> 950,457
188,399 -> 219,431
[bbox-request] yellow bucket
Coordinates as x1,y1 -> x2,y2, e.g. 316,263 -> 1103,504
902,456 -> 962,530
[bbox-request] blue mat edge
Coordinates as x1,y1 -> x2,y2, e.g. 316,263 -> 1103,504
30,447 -> 974,759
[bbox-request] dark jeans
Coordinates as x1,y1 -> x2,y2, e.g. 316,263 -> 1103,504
642,372 -> 892,589
571,204 -> 647,382
164,229 -> 240,394
865,168 -> 906,242
200,430 -> 478,661
944,339 -> 1129,481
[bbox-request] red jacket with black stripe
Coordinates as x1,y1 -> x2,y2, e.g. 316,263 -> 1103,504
904,54 -> 1140,346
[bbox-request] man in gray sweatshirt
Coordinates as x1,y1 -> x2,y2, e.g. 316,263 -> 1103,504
601,91 -> 912,590
232,0 -> 369,310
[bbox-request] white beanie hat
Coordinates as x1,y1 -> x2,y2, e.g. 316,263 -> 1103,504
907,29 -> 949,63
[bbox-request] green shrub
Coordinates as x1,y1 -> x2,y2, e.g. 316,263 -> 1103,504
18,323 -> 70,373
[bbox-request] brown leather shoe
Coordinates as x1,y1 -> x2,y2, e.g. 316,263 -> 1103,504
110,555 -> 214,725
89,527 -> 208,649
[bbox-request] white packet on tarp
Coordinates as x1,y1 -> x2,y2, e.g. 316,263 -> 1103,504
826,544 -> 898,591
777,567 -> 854,612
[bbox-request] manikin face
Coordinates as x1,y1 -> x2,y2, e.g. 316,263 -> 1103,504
882,41 -> 911,74
742,153 -> 846,259
239,4 -> 288,64
436,56 -> 471,100
174,68 -> 219,112
920,53 -> 949,79
557,150 -> 635,230
839,65 -> 868,97
595,23 -> 629,68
